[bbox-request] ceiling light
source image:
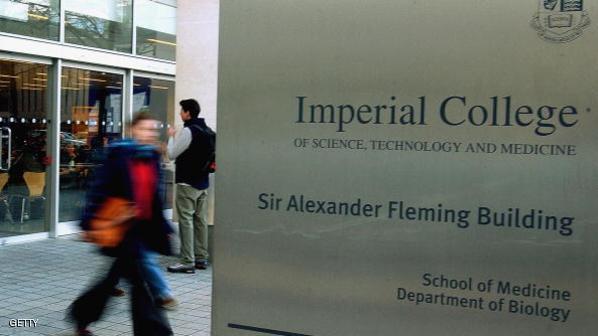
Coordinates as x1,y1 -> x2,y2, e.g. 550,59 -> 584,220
149,85 -> 170,90
23,83 -> 46,88
28,13 -> 49,20
146,39 -> 176,47
0,75 -> 19,79
79,77 -> 107,83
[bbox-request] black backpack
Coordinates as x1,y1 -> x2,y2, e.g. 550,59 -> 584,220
189,124 -> 216,174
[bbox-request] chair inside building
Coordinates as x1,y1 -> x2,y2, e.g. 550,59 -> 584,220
13,172 -> 46,223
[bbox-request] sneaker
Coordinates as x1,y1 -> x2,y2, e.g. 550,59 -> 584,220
195,260 -> 209,270
167,263 -> 195,274
157,297 -> 178,310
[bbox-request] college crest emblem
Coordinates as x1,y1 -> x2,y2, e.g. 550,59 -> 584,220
531,0 -> 590,42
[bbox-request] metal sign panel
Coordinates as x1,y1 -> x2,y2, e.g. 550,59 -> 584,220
214,1 -> 598,335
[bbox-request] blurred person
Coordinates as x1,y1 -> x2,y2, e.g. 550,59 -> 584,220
59,143 -> 79,189
167,99 -> 216,273
21,134 -> 47,173
7,136 -> 48,221
68,112 -> 174,336
87,132 -> 177,306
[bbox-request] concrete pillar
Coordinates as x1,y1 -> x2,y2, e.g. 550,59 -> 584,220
176,0 -> 219,225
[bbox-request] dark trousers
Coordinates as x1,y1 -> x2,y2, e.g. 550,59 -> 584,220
69,254 -> 173,336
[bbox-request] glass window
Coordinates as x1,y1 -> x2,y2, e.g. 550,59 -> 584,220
133,76 -> 174,208
59,67 -> 123,222
0,59 -> 51,237
135,0 -> 176,61
0,0 -> 59,40
64,0 -> 133,53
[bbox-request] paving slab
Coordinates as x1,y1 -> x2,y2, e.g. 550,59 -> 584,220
0,237 -> 212,336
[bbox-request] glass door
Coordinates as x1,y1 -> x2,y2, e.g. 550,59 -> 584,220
133,76 -> 175,209
0,59 -> 52,237
58,67 -> 124,222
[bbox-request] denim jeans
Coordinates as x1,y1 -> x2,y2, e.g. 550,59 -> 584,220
140,247 -> 172,299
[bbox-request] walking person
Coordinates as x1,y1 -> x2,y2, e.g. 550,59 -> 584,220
113,240 -> 178,308
69,112 -> 174,336
167,99 -> 215,273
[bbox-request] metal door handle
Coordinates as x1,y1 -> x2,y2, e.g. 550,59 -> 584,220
0,127 -> 11,170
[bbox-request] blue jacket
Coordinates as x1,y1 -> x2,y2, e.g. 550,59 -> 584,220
81,139 -> 173,256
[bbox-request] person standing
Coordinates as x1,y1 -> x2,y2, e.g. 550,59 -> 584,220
167,99 -> 215,273
69,112 -> 173,336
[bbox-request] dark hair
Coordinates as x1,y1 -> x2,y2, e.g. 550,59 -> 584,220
131,111 -> 155,126
179,99 -> 201,118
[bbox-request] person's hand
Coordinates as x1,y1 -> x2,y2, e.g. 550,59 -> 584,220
167,127 -> 176,137
159,143 -> 168,155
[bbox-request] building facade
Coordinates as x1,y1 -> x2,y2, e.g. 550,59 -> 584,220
175,0 -> 219,225
0,0 -> 177,243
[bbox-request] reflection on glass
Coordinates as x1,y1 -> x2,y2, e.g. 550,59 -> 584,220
0,59 -> 50,237
59,68 -> 123,222
133,76 -> 175,208
64,0 -> 132,53
136,0 -> 176,61
0,0 -> 59,40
